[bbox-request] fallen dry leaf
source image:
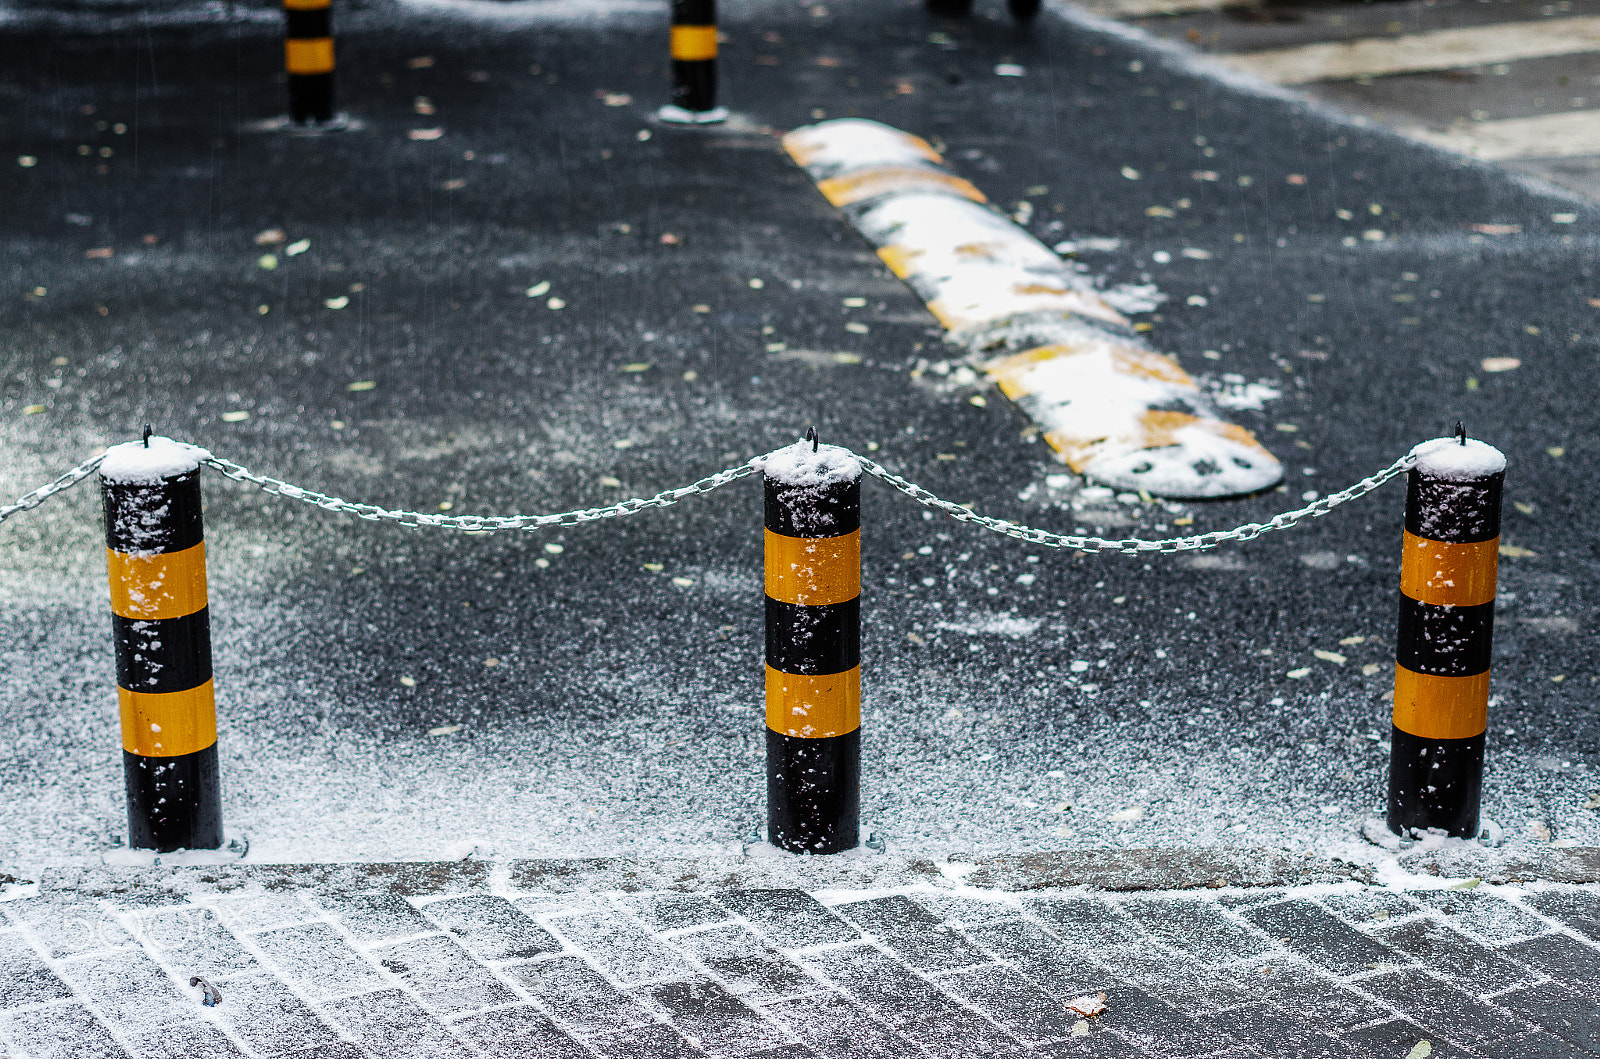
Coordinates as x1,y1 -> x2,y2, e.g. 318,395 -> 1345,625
253,228 -> 286,245
1066,993 -> 1107,1018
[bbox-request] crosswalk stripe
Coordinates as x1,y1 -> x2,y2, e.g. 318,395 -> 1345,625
1079,0 -> 1243,18
1412,109 -> 1600,161
1218,15 -> 1600,84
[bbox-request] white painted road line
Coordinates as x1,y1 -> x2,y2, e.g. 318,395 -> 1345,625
1413,109 -> 1600,161
1218,16 -> 1600,85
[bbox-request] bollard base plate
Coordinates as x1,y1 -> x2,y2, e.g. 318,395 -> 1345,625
656,104 -> 729,125
1361,816 -> 1503,851
240,114 -> 360,135
103,829 -> 249,868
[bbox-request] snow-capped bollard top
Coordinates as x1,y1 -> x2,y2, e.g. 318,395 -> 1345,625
752,440 -> 862,487
100,436 -> 212,484
1408,437 -> 1507,481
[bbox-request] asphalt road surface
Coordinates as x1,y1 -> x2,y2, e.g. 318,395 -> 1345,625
1,0 -> 1596,869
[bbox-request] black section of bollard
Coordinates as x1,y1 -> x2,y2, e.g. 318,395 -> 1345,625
767,729 -> 861,854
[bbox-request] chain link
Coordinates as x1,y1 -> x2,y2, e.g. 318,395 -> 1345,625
199,454 -> 763,532
855,450 -> 1418,554
0,452 -> 106,527
3,446 -> 1416,553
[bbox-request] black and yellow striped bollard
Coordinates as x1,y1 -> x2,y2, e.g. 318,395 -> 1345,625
101,436 -> 224,853
658,0 -> 728,124
284,0 -> 336,127
1386,430 -> 1505,840
763,434 -> 861,854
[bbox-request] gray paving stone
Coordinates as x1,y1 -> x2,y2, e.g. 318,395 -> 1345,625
1314,891 -> 1426,928
961,919 -> 1116,998
283,1045 -> 368,1059
0,1004 -> 130,1059
1371,915 -> 1536,994
370,933 -> 519,1015
539,910 -> 694,986
802,944 -> 1020,1059
1091,944 -> 1252,1010
503,955 -> 659,1036
718,891 -> 861,950
208,896 -> 319,936
1490,981 -> 1600,1053
829,897 -> 989,974
124,1018 -> 249,1059
671,924 -> 826,1004
936,963 -> 1081,1045
4,898 -> 133,959
1524,890 -> 1600,943
249,923 -> 386,1001
760,991 -> 921,1059
1358,970 -> 1534,1049
585,1024 -> 700,1059
0,931 -> 73,1009
449,1003 -> 592,1059
419,895 -> 562,962
621,894 -> 734,935
750,1047 -> 823,1059
1093,985 -> 1240,1059
1476,1029 -> 1600,1059
320,987 -> 475,1059
1240,962 -> 1388,1026
1242,900 -> 1405,977
208,971 -> 346,1057
1116,897 -> 1274,966
1336,1019 -> 1476,1059
133,907 -> 259,980
1033,1032 -> 1153,1059
638,977 -> 790,1056
1197,1002 -> 1359,1059
1502,931 -> 1600,996
309,894 -> 434,947
908,893 -> 1023,928
1214,890 -> 1287,912
1026,896 -> 1145,949
55,948 -> 192,1030
1411,890 -> 1552,944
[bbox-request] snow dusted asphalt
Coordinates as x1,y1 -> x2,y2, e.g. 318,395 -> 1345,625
1,0 -> 1597,872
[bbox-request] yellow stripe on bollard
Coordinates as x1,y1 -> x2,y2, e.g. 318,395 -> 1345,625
286,37 -> 336,75
118,681 -> 219,758
763,529 -> 861,606
1392,664 -> 1490,740
671,24 -> 719,61
764,665 -> 861,738
1400,532 -> 1499,608
106,543 -> 208,620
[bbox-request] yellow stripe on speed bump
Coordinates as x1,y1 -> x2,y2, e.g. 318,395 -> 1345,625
764,529 -> 861,606
1400,532 -> 1499,608
1392,665 -> 1490,740
765,665 -> 860,738
671,24 -> 719,61
286,38 -> 335,75
118,680 -> 218,757
817,168 -> 987,209
107,542 -> 208,621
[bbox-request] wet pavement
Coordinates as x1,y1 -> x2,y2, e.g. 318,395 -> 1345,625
1,0 -> 1598,873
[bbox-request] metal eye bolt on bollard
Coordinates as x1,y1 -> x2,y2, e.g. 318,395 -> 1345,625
657,0 -> 729,125
100,430 -> 243,860
1365,425 -> 1506,849
762,429 -> 862,854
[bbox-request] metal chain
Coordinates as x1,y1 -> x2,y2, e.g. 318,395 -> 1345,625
854,451 -> 1418,554
0,452 -> 106,526
199,454 -> 763,532
3,446 -> 1416,554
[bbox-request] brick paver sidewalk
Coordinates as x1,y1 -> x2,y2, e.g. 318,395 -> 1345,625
3,853 -> 1600,1058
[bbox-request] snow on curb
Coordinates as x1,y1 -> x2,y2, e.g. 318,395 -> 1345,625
780,118 -> 1283,499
